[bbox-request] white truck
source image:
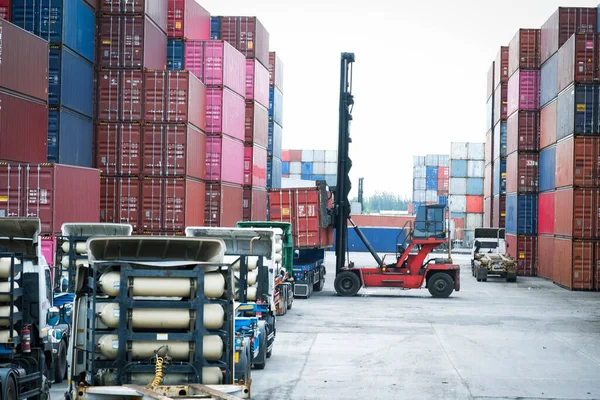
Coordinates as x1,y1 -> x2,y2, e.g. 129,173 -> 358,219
471,228 -> 517,282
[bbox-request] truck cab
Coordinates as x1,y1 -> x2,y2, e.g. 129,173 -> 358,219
471,228 -> 507,261
470,228 -> 517,283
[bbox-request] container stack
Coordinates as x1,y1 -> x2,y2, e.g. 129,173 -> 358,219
492,47 -> 510,229
12,0 -> 96,166
0,1 -> 9,20
281,150 -> 338,187
449,143 -> 485,246
267,52 -> 284,189
484,58 -> 495,227
412,154 -> 450,213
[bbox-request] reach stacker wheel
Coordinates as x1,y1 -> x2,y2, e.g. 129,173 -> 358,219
334,271 -> 361,297
427,273 -> 454,298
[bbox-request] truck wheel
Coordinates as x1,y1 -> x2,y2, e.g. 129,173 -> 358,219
313,268 -> 325,292
5,376 -> 17,400
506,274 -> 517,283
252,323 -> 267,370
475,269 -> 481,282
427,273 -> 454,298
334,272 -> 361,297
54,340 -> 67,383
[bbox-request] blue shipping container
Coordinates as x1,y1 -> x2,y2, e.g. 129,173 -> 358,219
301,162 -> 313,175
301,174 -> 312,181
312,174 -> 325,181
269,87 -> 283,126
331,227 -> 407,253
426,166 -> 438,180
210,16 -> 221,39
413,202 -> 426,213
438,195 -> 448,206
556,84 -> 599,141
493,121 -> 507,160
467,178 -> 484,195
167,39 -> 185,71
493,159 -> 506,196
540,53 -> 558,107
267,157 -> 282,189
282,161 -> 290,175
505,193 -> 538,235
426,177 -> 438,190
450,212 -> 466,220
49,46 -> 94,116
12,0 -> 95,62
539,146 -> 556,192
450,160 -> 467,178
268,122 -> 283,159
48,108 -> 93,167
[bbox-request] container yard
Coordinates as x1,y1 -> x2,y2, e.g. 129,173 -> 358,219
1,2 -> 600,400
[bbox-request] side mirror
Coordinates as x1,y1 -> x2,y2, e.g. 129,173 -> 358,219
47,307 -> 60,326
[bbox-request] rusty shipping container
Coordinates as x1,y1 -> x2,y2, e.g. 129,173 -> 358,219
245,101 -> 269,147
100,175 -> 141,232
205,183 -> 243,227
493,83 -> 507,125
269,52 -> 284,92
554,187 -> 599,238
506,234 -> 537,276
492,194 -> 506,227
556,33 -> 598,93
97,70 -> 143,121
494,46 -> 509,90
541,7 -> 597,64
537,234 -> 554,280
506,152 -> 539,193
0,162 -> 100,234
540,100 -> 557,150
167,0 -> 210,40
506,111 -> 539,154
220,16 -> 270,68
508,29 -> 541,77
95,122 -> 142,176
555,136 -> 599,188
242,186 -> 267,221
553,238 -> 595,290
100,0 -> 168,33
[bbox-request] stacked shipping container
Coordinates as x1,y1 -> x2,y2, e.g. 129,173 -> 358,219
492,47 -> 510,230
267,52 -> 284,190
412,154 -> 450,213
282,150 -> 338,187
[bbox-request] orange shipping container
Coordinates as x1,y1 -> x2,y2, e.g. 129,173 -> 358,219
205,183 -> 243,227
554,188 -> 598,239
452,218 -> 464,241
540,100 -> 557,150
537,235 -> 554,280
553,238 -> 595,290
466,196 -> 484,213
555,136 -> 598,188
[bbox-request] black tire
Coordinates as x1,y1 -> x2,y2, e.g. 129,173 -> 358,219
313,268 -> 325,292
427,273 -> 454,298
54,340 -> 67,383
286,286 -> 293,310
475,269 -> 481,282
506,274 -> 517,283
5,376 -> 17,400
334,271 -> 361,297
252,323 -> 267,370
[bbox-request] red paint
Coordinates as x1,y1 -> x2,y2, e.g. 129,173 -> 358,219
100,176 -> 140,232
167,0 -> 210,40
538,191 -> 555,234
40,236 -> 55,267
100,0 -> 168,33
554,237 -> 595,290
96,70 -> 144,121
144,71 -> 166,123
466,196 -> 483,213
484,197 -> 492,228
95,123 -> 142,175
555,136 -> 598,188
245,60 -> 270,108
205,183 -> 244,227
268,186 -> 334,249
506,152 -> 539,193
437,178 -> 449,192
493,83 -> 507,125
0,20 -> 48,102
438,167 -> 449,178
220,16 -> 270,67
269,52 -> 284,92
242,186 -> 268,221
506,234 -> 537,276
506,111 -> 539,154
554,187 -> 599,239
537,234 -> 554,280
205,136 -> 244,185
0,91 -> 48,163
166,71 -> 206,129
494,46 -> 509,89
0,1 -> 10,20
282,150 -> 290,162
508,28 -> 541,77
452,218 -> 464,240
484,164 -> 493,198
557,33 -> 598,93
289,150 -> 302,162
243,145 -> 267,188
245,101 -> 269,147
541,7 -> 597,65
162,178 -> 205,233
540,100 -> 557,150
205,88 -> 245,139
492,195 -> 506,227
507,70 -> 540,116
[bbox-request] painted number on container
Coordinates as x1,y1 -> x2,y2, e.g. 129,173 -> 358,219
297,205 -> 315,218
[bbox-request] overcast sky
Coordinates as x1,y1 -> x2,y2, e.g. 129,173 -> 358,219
199,0 -> 597,197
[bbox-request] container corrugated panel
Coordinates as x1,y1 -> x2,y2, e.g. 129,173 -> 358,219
508,29 -> 541,77
242,186 -> 267,221
167,39 -> 184,70
301,162 -> 313,175
246,60 -> 270,108
243,145 -> 267,188
269,87 -> 283,126
289,162 -> 301,174
540,100 -> 557,149
541,7 -> 597,65
493,83 -> 507,125
494,46 -> 509,89
281,161 -> 289,175
554,238 -> 595,290
493,121 -> 507,160
47,108 -> 93,167
467,160 -> 484,178
413,156 -> 425,167
438,155 -> 450,166
425,176 -> 437,190
539,146 -> 556,192
245,101 -> 269,147
167,0 -> 210,40
206,88 -> 245,139
220,16 -> 270,68
450,178 -> 467,196
438,195 -> 448,206
426,166 -> 438,180
205,136 -> 244,185
466,196 -> 483,213
267,156 -> 282,189
506,152 -> 539,194
100,0 -> 168,32
95,123 -> 141,176
0,0 -> 10,20
414,165 -> 426,178
449,195 -> 466,212
425,190 -> 438,203
426,154 -> 440,166
555,136 -> 598,188
269,51 -> 284,93
493,194 -> 506,227
96,70 -> 143,121
554,187 -> 599,238
268,122 -> 283,159
450,160 -> 467,178
468,143 -> 485,160
333,227 -> 406,253
507,70 -> 541,116
484,164 -> 493,198
467,178 -> 484,195
556,84 -> 599,140
493,158 -> 507,196
506,193 -> 538,235
466,212 -> 483,229
538,234 -> 554,279
451,142 -> 469,160
210,16 -> 220,39
538,192 -> 555,234
49,45 -> 94,116
540,53 -> 558,107
205,183 -> 243,227
413,190 -> 426,203
301,150 -> 314,162
0,91 -> 48,163
413,179 -> 426,191
557,33 -> 598,94
506,234 -> 537,276
506,111 -> 539,154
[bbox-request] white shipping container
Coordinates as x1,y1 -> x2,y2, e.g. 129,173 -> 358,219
413,190 -> 426,203
467,160 -> 485,178
413,178 -> 426,190
449,195 -> 467,213
325,175 -> 337,187
438,155 -> 450,166
351,202 -> 362,214
463,230 -> 475,246
325,150 -> 337,162
468,143 -> 485,160
413,166 -> 426,178
301,150 -> 314,162
466,213 -> 483,230
426,190 -> 438,202
313,150 -> 325,162
449,178 -> 467,195
426,154 -> 439,166
282,178 -> 316,188
289,162 -> 302,174
413,156 -> 425,167
313,162 -> 326,174
451,142 -> 469,160
289,174 -> 302,180
325,162 -> 337,175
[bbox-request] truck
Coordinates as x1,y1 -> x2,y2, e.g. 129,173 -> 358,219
67,235 -> 250,400
471,228 -> 517,282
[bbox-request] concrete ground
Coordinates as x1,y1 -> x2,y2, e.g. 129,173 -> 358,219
51,252 -> 600,400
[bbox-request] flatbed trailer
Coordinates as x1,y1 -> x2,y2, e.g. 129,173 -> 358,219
75,384 -> 247,399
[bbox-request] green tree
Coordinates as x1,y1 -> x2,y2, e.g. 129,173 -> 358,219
360,191 -> 410,213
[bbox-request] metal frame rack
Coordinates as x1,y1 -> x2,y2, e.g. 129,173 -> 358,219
55,234 -> 89,292
0,252 -> 24,355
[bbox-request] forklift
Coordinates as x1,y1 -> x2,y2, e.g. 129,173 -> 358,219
331,53 -> 460,298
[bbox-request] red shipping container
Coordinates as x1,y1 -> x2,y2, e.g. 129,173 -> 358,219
506,152 -> 539,193
269,52 -> 284,92
97,70 -> 143,121
541,7 -> 597,65
555,136 -> 598,188
184,40 -> 246,98
437,178 -> 449,192
508,29 -> 541,77
506,111 -> 539,154
220,16 -> 270,68
483,197 -> 492,228
0,1 -> 10,20
100,0 -> 168,33
466,196 -> 483,213
557,33 -> 598,93
268,185 -> 334,249
494,46 -> 509,90
540,100 -> 557,150
205,88 -> 245,139
493,83 -> 507,125
167,0 -> 210,40
537,234 -> 554,280
100,176 -> 140,232
165,71 -> 206,129
163,178 -> 205,232
95,123 -> 142,175
538,191 -> 555,235
0,162 -> 100,234
97,15 -> 167,70
595,243 -> 600,290
0,20 -> 48,102
144,71 -> 166,123
484,164 -> 493,198
205,136 -> 244,184
282,150 -> 290,162
243,145 -> 267,188
554,187 -> 598,239
451,218 -> 464,241
0,91 -> 48,163
554,237 -> 595,290
140,176 -> 162,231
507,70 -> 540,116
492,195 -> 506,227
205,183 -> 243,227
506,234 -> 537,276
245,101 -> 269,147
289,150 -> 302,162
242,187 -> 267,221
246,60 -> 270,108
438,167 -> 449,178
